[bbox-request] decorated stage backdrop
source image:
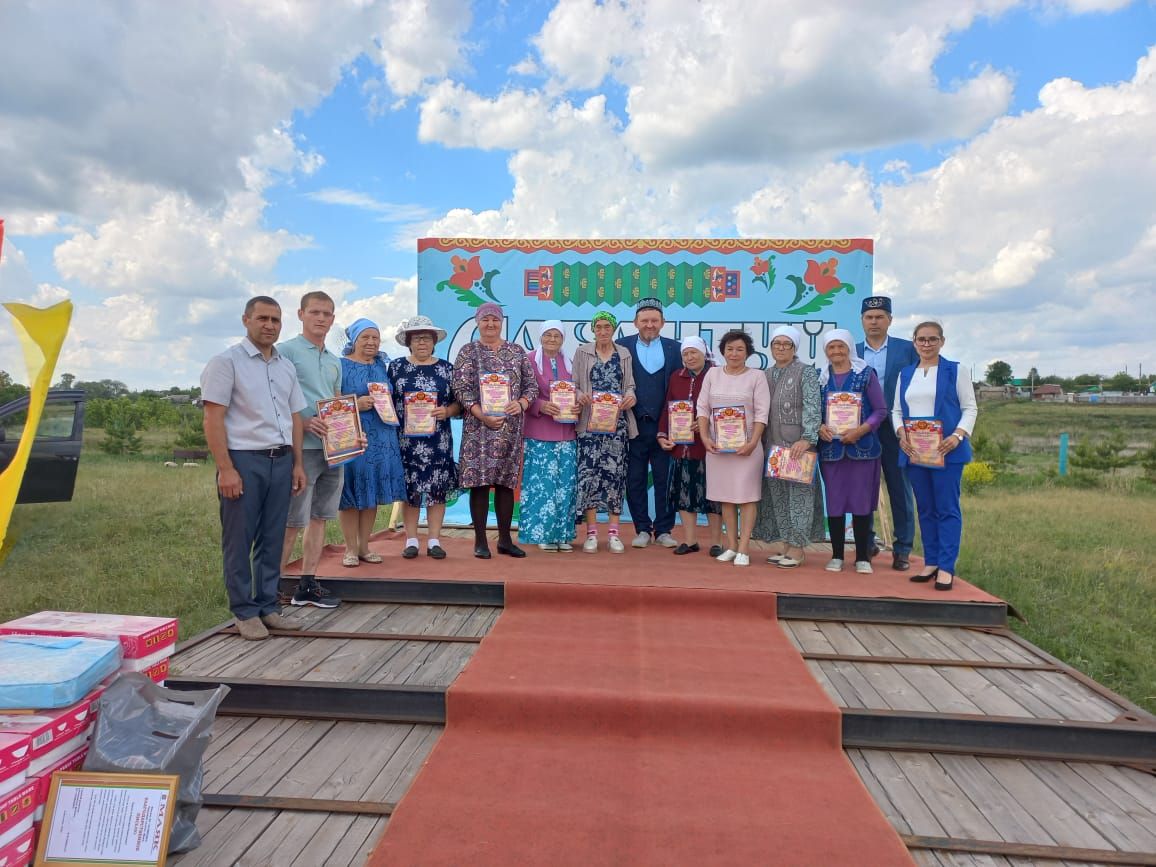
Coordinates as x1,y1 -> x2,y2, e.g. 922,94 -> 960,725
417,238 -> 873,526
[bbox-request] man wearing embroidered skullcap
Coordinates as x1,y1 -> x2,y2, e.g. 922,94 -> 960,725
616,297 -> 684,548
857,295 -> 920,571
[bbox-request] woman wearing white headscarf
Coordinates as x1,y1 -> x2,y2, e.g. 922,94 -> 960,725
520,320 -> 579,551
656,336 -> 723,555
752,325 -> 825,568
817,328 -> 887,573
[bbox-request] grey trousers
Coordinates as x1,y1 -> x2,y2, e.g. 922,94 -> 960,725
219,449 -> 293,620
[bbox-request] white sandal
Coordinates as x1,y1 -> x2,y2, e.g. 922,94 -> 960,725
342,552 -> 359,567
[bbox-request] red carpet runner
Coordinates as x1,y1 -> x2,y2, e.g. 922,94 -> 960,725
369,583 -> 913,866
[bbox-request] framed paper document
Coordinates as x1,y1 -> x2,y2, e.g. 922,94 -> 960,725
667,399 -> 696,445
587,391 -> 622,435
403,391 -> 438,437
367,382 -> 399,426
549,380 -> 578,423
903,417 -> 945,468
479,371 -> 511,417
35,771 -> 179,866
711,405 -> 747,453
764,445 -> 817,484
317,395 -> 365,467
826,391 -> 862,437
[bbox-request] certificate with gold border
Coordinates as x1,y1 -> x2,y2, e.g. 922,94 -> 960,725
904,417 -> 945,468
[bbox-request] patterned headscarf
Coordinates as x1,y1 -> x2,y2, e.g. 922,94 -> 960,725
591,311 -> 617,330
475,302 -> 504,322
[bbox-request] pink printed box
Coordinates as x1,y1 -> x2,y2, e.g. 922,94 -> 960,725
0,825 -> 33,867
0,695 -> 95,765
0,612 -> 178,660
0,735 -> 30,790
31,744 -> 88,821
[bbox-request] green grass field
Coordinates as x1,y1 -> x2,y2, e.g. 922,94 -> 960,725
2,402 -> 1154,713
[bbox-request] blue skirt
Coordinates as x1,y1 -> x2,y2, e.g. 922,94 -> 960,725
519,439 -> 578,543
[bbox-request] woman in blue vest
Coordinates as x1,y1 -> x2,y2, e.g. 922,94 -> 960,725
893,321 -> 978,591
817,329 -> 887,574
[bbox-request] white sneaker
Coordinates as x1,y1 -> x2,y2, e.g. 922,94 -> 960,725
655,533 -> 678,548
855,560 -> 874,574
539,543 -> 559,552
631,532 -> 652,548
734,553 -> 750,567
557,542 -> 573,552
825,559 -> 844,572
716,549 -> 737,562
609,535 -> 625,553
766,553 -> 785,564
583,536 -> 598,553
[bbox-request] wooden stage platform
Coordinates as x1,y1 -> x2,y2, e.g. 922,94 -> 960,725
167,546 -> 1156,866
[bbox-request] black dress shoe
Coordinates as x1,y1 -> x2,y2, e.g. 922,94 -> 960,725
474,545 -> 492,559
427,545 -> 446,559
870,544 -> 881,558
497,543 -> 526,558
402,545 -> 419,559
934,574 -> 955,591
892,553 -> 910,571
674,543 -> 700,555
910,567 -> 938,583
708,545 -> 724,557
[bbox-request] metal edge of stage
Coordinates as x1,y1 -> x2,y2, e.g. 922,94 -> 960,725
776,592 -> 1008,627
278,575 -> 505,607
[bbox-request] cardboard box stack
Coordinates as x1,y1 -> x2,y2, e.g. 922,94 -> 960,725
0,612 -> 179,865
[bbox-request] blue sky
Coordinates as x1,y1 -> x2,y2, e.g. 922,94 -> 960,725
1,0 -> 1154,386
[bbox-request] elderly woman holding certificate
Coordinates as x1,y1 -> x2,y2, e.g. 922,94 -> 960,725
337,318 -> 407,567
572,311 -> 637,553
893,321 -> 977,591
389,315 -> 459,560
817,329 -> 887,575
656,336 -> 722,556
752,325 -> 824,569
696,330 -> 769,567
520,320 -> 579,552
453,302 -> 539,559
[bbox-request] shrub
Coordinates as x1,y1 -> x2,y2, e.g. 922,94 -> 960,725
1070,431 -> 1133,475
970,431 -> 1014,469
962,460 -> 996,493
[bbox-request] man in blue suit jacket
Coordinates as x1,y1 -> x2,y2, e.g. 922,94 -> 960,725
617,298 -> 684,548
857,296 -> 920,570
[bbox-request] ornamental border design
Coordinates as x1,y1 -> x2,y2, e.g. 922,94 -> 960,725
417,238 -> 874,255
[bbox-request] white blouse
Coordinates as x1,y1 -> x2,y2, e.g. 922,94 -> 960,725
891,365 -> 978,435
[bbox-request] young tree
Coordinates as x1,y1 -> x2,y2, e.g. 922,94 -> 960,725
985,360 -> 1013,386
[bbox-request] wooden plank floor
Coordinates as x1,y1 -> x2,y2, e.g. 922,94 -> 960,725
168,600 -> 496,866
782,619 -> 1136,723
851,749 -> 1156,865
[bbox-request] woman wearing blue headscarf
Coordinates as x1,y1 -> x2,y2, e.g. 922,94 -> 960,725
338,318 -> 406,567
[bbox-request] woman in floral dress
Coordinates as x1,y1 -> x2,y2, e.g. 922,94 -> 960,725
571,311 -> 637,553
389,315 -> 460,560
453,303 -> 539,559
520,320 -> 578,551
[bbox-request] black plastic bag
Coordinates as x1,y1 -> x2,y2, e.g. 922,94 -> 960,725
84,673 -> 229,853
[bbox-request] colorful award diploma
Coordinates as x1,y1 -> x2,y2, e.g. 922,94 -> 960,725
549,380 -> 579,423
904,417 -> 945,468
479,371 -> 511,417
764,444 -> 817,484
826,391 -> 862,437
668,399 -> 696,445
711,405 -> 748,453
404,391 -> 438,437
368,381 -> 399,426
588,390 -> 622,434
317,395 -> 365,467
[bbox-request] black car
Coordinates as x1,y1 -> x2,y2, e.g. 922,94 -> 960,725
0,389 -> 86,503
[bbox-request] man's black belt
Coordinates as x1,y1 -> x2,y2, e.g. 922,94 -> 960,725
247,446 -> 291,458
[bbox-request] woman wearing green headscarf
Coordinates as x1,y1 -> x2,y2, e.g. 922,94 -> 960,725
571,311 -> 637,553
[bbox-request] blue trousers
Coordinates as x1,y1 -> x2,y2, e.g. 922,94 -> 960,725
908,463 -> 964,574
219,449 -> 293,620
626,421 -> 674,536
871,421 -> 915,555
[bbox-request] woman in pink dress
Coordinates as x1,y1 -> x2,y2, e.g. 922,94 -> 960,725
696,330 -> 770,567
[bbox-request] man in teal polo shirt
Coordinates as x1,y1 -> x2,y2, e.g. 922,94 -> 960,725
278,290 -> 343,608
